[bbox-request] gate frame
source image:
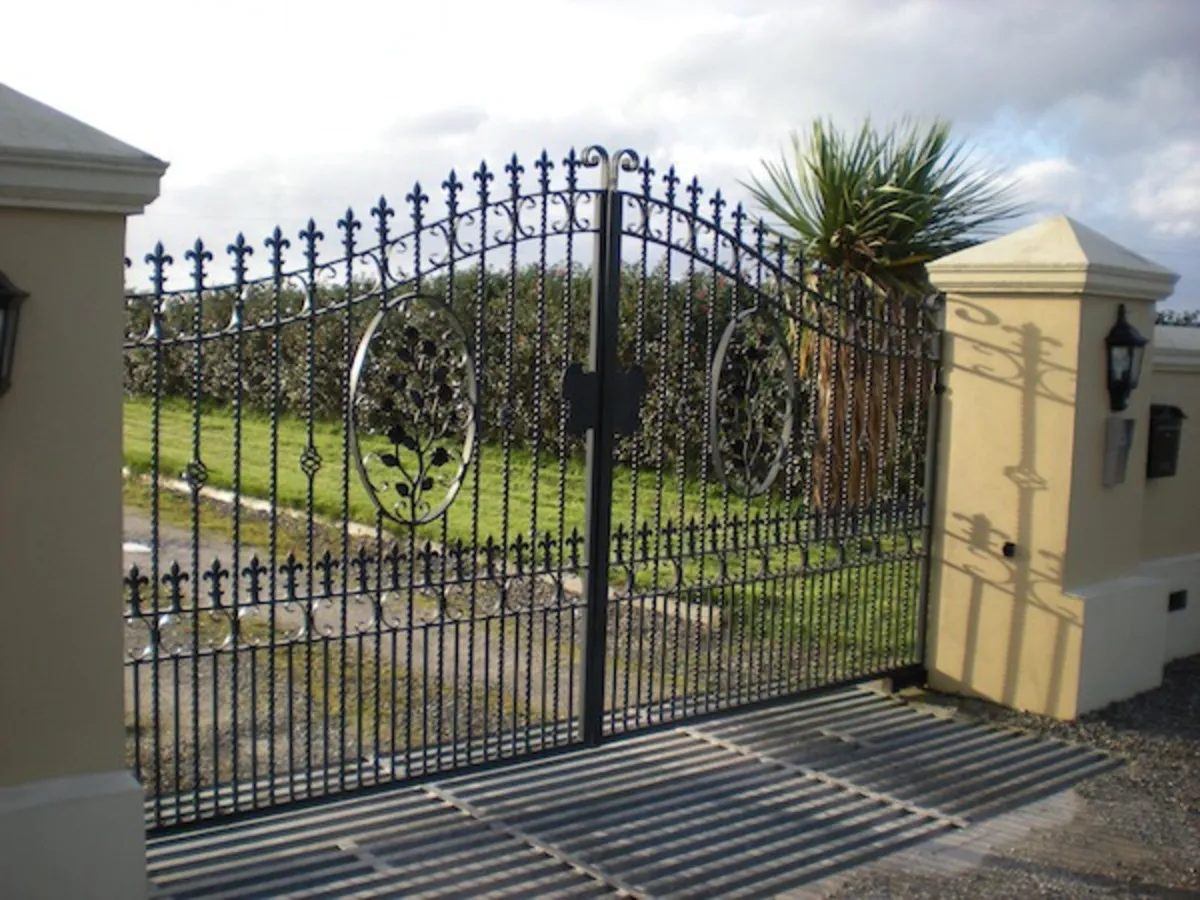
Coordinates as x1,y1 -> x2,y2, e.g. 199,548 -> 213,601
122,143 -> 946,829
580,154 -> 626,746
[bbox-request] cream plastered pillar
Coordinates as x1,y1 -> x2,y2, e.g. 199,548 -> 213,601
0,83 -> 166,899
925,215 -> 1178,719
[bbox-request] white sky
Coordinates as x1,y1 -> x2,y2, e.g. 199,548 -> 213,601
5,0 -> 1199,301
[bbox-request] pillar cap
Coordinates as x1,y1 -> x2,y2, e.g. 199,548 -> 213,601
928,215 -> 1179,302
0,83 -> 167,214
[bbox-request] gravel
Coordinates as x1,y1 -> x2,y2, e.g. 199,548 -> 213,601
827,654 -> 1200,899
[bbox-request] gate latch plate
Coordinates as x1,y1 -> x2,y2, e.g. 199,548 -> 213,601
563,363 -> 647,437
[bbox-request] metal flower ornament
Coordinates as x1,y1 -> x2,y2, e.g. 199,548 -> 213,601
709,306 -> 796,497
350,293 -> 478,525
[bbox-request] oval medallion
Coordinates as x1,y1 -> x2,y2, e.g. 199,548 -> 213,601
709,306 -> 796,498
350,293 -> 478,525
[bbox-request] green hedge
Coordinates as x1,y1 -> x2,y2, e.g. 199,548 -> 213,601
125,262 -> 748,471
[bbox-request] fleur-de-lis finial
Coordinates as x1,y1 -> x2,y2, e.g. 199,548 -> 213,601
731,202 -> 747,239
203,558 -> 231,609
534,151 -> 553,193
242,556 -> 267,604
300,218 -> 324,271
185,238 -> 212,290
372,195 -> 395,245
639,156 -> 656,197
563,148 -> 581,192
145,241 -> 174,296
227,233 -> 253,288
663,165 -> 681,204
265,226 -> 290,280
442,170 -> 463,216
685,175 -> 704,214
338,207 -> 362,255
473,159 -> 494,205
710,189 -> 726,225
505,153 -> 524,196
406,182 -> 429,229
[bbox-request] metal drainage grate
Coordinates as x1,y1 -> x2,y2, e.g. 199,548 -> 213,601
431,687 -> 1118,898
433,730 -> 957,899
690,688 -> 1120,823
147,788 -> 616,900
147,686 -> 1118,899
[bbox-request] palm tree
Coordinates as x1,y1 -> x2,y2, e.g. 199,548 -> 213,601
743,118 -> 1024,517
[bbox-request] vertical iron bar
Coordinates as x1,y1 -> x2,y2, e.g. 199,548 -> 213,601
186,240 -> 210,821
499,157 -> 522,755
889,292 -> 914,670
863,299 -> 884,673
873,300 -> 892,672
653,170 -> 675,715
681,180 -> 711,711
145,246 -> 169,825
438,179 -> 458,770
404,533 -> 416,773
529,153 -> 553,751
370,197 -> 392,780
842,285 -> 865,682
375,514 -> 384,776
849,289 -> 872,678
622,160 -> 652,732
802,263 -> 824,690
264,228 -> 287,808
228,239 -> 249,812
775,243 -> 800,695
710,196 -> 735,711
300,219 -> 323,801
731,209 -> 756,706
339,210 -> 359,791
581,169 -> 622,747
914,298 -> 946,671
839,276 -> 857,681
554,152 -> 578,746
468,162 -> 491,764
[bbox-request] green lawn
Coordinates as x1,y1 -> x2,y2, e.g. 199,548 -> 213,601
124,396 -> 924,659
124,397 -> 750,554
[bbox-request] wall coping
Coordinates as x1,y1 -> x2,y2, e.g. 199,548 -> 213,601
929,215 -> 1179,302
1139,550 -> 1200,573
0,84 -> 166,214
1152,326 -> 1200,374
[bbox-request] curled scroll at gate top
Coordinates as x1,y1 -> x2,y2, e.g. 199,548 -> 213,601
709,307 -> 796,498
350,294 -> 478,526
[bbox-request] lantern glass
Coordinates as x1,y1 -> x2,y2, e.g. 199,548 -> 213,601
0,292 -> 21,393
1129,343 -> 1145,391
1109,344 -> 1132,384
1104,304 -> 1149,413
0,269 -> 30,395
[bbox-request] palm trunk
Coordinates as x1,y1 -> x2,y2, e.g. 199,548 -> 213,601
789,274 -> 928,525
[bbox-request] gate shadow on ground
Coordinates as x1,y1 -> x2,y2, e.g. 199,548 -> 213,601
433,735 -> 954,897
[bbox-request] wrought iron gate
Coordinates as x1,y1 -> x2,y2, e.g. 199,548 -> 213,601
123,146 -> 943,829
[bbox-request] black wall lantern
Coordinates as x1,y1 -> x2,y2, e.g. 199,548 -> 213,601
1105,303 -> 1148,412
0,271 -> 29,397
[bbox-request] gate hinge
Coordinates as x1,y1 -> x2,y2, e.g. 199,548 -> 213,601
562,363 -> 647,437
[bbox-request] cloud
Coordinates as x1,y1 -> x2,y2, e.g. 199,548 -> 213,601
8,0 -> 1195,299
1011,158 -> 1090,214
1130,140 -> 1200,238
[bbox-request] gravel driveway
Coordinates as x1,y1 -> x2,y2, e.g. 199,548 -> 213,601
826,654 -> 1200,899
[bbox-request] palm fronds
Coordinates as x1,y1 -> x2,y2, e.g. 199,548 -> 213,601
744,117 -> 1025,294
745,118 -> 1024,511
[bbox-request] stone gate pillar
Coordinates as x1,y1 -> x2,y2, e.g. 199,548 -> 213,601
924,215 -> 1178,718
0,83 -> 166,899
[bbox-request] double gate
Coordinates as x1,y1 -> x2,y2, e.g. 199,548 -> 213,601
123,146 -> 943,829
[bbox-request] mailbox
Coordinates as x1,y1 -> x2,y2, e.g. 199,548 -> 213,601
1147,404 -> 1186,479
